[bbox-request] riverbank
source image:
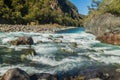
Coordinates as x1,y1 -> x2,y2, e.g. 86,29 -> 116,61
1,65 -> 120,80
0,24 -> 76,33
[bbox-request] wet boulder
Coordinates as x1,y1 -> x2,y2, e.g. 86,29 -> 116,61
70,42 -> 78,48
56,36 -> 63,38
1,68 -> 30,80
60,48 -> 74,54
30,73 -> 58,80
20,48 -> 37,60
36,40 -> 43,44
48,35 -> 54,40
9,36 -> 34,45
53,39 -> 62,43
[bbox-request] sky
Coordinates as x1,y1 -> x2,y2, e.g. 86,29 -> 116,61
70,0 -> 92,15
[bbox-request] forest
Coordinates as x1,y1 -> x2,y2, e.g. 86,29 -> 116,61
0,0 -> 82,26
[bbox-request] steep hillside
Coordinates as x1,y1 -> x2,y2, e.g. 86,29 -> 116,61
0,0 -> 82,26
84,0 -> 120,45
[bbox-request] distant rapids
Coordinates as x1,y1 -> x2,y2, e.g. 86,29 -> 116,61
0,28 -> 120,76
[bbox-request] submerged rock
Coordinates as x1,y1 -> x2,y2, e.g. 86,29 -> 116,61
1,68 -> 30,80
56,36 -> 63,38
9,36 -> 34,45
36,40 -> 43,44
21,48 -> 37,60
60,48 -> 74,54
70,42 -> 78,48
53,39 -> 62,43
0,48 -> 36,64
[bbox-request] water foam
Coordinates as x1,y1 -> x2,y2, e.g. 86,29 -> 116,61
0,31 -> 120,76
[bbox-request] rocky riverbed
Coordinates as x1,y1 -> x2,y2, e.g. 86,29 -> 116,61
0,24 -> 75,33
1,66 -> 120,80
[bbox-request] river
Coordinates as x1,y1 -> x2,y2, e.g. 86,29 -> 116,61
0,27 -> 120,76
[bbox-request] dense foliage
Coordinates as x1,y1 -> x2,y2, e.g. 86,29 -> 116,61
98,0 -> 120,15
0,0 -> 82,26
88,0 -> 120,14
84,0 -> 120,25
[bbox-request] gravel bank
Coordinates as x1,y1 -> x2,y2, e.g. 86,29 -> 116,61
0,24 -> 76,33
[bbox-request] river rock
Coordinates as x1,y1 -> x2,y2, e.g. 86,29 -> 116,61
89,78 -> 102,80
48,35 -> 54,40
56,36 -> 63,38
1,68 -> 30,80
63,76 -> 74,80
20,48 -> 37,60
53,39 -> 62,43
9,36 -> 34,45
74,76 -> 86,80
30,73 -> 58,80
36,40 -> 43,44
71,42 -> 77,48
60,48 -> 74,54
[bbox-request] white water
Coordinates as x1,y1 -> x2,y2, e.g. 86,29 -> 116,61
0,31 -> 120,75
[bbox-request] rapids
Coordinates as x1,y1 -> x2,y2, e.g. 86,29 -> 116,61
0,28 -> 120,76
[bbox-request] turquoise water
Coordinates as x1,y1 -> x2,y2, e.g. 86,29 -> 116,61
0,28 -> 120,76
56,27 -> 85,33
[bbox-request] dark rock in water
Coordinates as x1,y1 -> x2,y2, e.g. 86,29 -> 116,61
71,42 -> 77,48
36,40 -> 43,44
30,73 -> 58,80
22,48 -> 36,55
56,36 -> 64,38
9,36 -> 34,45
0,48 -> 36,64
63,76 -> 74,80
1,68 -> 30,80
85,13 -> 120,45
48,35 -> 54,40
21,48 -> 37,61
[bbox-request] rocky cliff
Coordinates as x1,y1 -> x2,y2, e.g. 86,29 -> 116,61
85,13 -> 120,36
0,0 -> 82,26
85,13 -> 120,45
84,0 -> 120,45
